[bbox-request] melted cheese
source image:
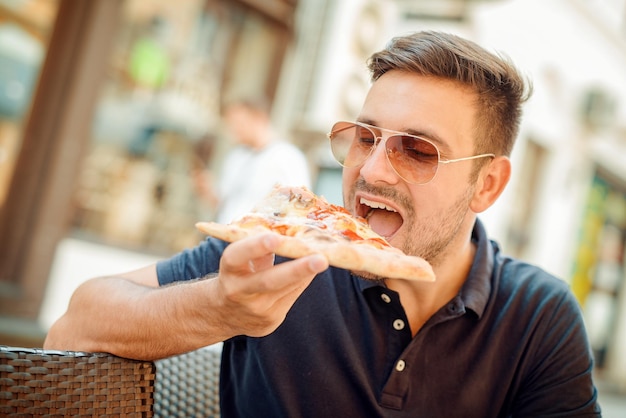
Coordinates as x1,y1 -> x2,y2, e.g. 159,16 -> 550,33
234,185 -> 392,249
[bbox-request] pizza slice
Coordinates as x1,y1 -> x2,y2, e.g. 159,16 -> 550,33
196,185 -> 435,282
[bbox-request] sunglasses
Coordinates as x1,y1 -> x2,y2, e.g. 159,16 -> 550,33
327,121 -> 495,185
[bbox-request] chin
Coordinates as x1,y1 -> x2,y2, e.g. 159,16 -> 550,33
351,270 -> 385,283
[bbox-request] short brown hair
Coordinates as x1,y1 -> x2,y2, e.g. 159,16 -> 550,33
367,31 -> 532,157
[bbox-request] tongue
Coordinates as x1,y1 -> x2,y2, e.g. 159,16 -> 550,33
367,209 -> 403,238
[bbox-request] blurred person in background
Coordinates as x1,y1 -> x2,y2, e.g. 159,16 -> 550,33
193,96 -> 311,223
45,31 -> 600,417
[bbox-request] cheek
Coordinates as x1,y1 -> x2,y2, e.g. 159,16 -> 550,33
404,185 -> 450,220
341,167 -> 359,207
342,166 -> 359,182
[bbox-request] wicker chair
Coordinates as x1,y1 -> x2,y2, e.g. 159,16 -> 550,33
0,345 -> 155,416
0,344 -> 222,417
154,345 -> 222,417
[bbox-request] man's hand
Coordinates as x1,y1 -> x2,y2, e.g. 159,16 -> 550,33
209,232 -> 329,338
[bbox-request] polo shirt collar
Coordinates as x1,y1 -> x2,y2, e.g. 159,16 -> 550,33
354,218 -> 494,319
459,218 -> 494,319
355,274 -> 385,292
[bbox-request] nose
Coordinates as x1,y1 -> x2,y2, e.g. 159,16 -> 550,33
359,136 -> 400,185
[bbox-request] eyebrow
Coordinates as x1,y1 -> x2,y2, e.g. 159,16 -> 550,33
356,117 -> 452,153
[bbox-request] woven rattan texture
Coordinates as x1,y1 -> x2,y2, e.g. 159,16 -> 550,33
0,345 -> 155,417
154,346 -> 221,418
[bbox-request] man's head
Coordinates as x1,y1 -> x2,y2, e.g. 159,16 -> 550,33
222,96 -> 272,149
340,31 -> 531,267
367,31 -> 532,158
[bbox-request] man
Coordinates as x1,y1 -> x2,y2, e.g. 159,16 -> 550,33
45,31 -> 600,416
193,97 -> 311,223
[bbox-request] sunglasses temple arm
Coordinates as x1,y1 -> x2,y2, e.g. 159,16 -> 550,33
439,153 -> 495,164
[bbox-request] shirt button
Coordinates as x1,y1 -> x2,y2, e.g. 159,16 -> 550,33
380,293 -> 391,303
396,359 -> 406,372
448,303 -> 461,314
393,319 -> 405,330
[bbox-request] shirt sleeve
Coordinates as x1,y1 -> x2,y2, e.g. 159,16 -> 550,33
511,287 -> 601,417
156,237 -> 228,286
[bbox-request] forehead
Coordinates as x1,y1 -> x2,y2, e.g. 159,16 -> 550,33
359,71 -> 478,153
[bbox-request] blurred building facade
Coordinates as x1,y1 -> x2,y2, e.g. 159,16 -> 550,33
0,0 -> 301,345
463,0 -> 626,390
1,0 -> 625,390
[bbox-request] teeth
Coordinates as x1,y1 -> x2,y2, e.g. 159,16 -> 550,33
360,197 -> 397,212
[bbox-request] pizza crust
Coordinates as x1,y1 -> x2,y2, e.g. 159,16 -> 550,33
196,221 -> 435,282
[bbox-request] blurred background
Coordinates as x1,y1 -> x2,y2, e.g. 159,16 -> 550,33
0,0 -> 625,413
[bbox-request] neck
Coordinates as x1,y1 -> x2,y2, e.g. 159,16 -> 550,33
248,132 -> 272,151
387,231 -> 476,336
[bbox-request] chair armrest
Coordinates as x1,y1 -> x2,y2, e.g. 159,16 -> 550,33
0,345 -> 155,417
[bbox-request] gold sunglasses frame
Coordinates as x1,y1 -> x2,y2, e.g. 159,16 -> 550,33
327,121 -> 495,184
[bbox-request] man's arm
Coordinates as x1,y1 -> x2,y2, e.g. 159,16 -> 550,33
43,233 -> 329,360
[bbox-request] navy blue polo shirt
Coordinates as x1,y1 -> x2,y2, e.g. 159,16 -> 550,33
157,220 -> 600,417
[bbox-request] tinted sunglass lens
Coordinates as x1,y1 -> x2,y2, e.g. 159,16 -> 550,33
329,122 -> 375,167
386,135 -> 439,184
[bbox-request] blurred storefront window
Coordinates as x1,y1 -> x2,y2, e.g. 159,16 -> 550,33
572,173 -> 626,370
0,0 -> 59,206
71,0 -> 295,254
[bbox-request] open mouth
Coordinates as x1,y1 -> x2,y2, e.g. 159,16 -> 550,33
358,197 -> 404,239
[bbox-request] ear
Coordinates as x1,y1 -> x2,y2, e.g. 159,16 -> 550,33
470,156 -> 511,213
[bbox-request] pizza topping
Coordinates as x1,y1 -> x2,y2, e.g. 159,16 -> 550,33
290,189 -> 316,210
241,187 -> 404,244
195,185 -> 435,282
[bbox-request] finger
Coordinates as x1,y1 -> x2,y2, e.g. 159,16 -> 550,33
215,253 -> 329,338
221,233 -> 281,271
304,253 -> 329,274
253,253 -> 328,292
246,254 -> 328,336
276,254 -> 327,298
